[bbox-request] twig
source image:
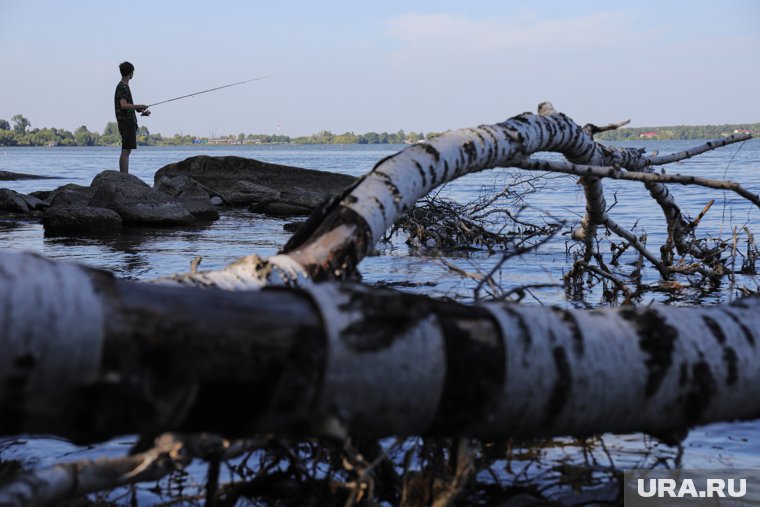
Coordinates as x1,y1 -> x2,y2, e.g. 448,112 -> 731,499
574,262 -> 636,302
431,439 -> 475,507
686,199 -> 715,231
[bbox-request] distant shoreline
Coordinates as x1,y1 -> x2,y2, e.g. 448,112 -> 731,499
596,124 -> 758,141
1,117 -> 757,147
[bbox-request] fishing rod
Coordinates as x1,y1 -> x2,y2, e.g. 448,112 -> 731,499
144,75 -> 275,110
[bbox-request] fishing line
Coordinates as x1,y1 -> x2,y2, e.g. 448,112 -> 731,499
145,75 -> 275,109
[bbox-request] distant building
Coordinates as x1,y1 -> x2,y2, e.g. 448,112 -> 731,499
639,132 -> 658,139
734,129 -> 752,135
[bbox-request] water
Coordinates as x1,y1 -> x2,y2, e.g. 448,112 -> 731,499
1,140 -> 760,500
3,142 -> 759,301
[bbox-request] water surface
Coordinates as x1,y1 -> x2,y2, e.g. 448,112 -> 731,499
1,140 -> 759,500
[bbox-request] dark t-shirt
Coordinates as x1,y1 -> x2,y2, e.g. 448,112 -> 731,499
114,81 -> 137,124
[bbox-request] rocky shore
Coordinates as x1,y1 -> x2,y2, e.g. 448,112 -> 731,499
0,156 -> 356,234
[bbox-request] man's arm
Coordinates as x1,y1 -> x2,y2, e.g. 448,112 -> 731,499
119,98 -> 148,112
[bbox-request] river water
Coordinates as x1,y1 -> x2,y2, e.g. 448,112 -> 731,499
1,140 -> 759,502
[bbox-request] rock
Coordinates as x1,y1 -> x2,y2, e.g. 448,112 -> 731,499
21,193 -> 46,210
0,170 -> 61,181
42,205 -> 123,234
30,190 -> 51,200
154,156 -> 355,212
88,170 -> 195,226
155,174 -> 208,198
155,175 -> 219,221
210,196 -> 223,206
250,201 -> 312,217
0,188 -> 32,213
46,184 -> 96,207
224,180 -> 281,206
280,187 -> 328,208
283,220 -> 306,233
92,170 -> 150,190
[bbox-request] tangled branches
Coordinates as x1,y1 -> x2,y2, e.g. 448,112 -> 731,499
386,173 -> 560,254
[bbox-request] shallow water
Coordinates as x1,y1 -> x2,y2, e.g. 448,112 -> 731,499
1,140 -> 760,500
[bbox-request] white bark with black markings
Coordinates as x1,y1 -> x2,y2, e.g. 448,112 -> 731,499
0,252 -> 105,433
159,105 -> 749,287
1,250 -> 759,443
0,105 -> 756,505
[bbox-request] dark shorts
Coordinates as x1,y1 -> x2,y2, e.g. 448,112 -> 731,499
117,120 -> 137,150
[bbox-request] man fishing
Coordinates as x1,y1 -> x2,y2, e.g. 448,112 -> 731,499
114,61 -> 150,174
113,72 -> 271,173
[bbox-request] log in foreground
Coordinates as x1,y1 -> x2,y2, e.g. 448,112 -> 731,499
2,250 -> 759,442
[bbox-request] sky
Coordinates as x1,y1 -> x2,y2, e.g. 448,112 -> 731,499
1,0 -> 759,137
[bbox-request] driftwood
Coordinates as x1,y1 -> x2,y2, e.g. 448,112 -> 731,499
0,103 -> 757,505
154,102 -> 752,291
2,249 -> 759,441
1,250 -> 760,505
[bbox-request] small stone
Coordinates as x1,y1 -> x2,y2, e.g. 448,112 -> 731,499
283,221 -> 306,232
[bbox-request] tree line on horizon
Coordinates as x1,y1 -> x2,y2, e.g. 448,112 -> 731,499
0,114 -> 432,147
597,123 -> 759,141
1,114 -> 757,147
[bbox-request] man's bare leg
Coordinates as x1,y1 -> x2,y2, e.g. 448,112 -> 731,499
119,149 -> 131,174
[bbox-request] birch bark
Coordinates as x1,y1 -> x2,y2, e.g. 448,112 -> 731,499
1,250 -> 758,442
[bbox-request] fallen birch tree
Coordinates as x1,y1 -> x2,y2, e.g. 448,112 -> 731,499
2,249 -> 760,441
0,103 -> 757,505
157,102 -> 752,292
1,250 -> 760,505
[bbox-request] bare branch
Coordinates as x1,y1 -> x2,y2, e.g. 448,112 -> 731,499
645,134 -> 751,167
514,158 -> 760,209
583,119 -> 631,136
0,434 -> 271,507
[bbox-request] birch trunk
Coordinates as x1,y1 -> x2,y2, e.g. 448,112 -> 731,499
2,250 -> 759,442
160,105 -> 748,288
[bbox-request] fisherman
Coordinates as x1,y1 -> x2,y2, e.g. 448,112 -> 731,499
114,61 -> 150,174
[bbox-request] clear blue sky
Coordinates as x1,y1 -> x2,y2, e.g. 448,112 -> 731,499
1,0 -> 758,137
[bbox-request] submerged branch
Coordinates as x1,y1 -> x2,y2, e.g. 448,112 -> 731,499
0,434 -> 272,507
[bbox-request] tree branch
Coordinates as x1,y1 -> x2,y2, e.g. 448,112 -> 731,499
514,157 -> 760,208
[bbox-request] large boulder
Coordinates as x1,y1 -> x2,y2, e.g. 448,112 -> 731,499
224,181 -> 280,206
280,187 -> 328,208
154,156 -> 355,211
89,170 -> 195,226
154,174 -> 219,221
42,205 -> 123,234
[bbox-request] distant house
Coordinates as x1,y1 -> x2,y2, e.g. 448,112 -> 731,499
639,132 -> 658,139
734,129 -> 752,135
